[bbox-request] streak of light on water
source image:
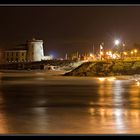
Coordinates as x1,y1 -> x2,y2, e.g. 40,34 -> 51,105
0,71 -> 139,134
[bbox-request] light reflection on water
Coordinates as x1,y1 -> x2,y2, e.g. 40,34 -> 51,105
0,73 -> 140,134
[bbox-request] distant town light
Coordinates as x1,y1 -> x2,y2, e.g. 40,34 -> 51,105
123,52 -> 127,55
109,51 -> 112,55
100,45 -> 103,50
90,53 -> 93,57
100,51 -> 103,55
131,51 -> 134,54
106,52 -> 109,55
49,54 -> 54,59
112,54 -> 117,59
134,49 -> 138,53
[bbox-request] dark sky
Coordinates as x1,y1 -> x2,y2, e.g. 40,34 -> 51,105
0,6 -> 140,58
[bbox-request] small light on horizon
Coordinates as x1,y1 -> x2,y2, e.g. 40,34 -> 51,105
50,54 -> 54,59
131,51 -> 134,54
90,53 -> 93,57
123,52 -> 127,55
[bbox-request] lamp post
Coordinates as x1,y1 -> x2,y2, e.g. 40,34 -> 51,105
114,39 -> 124,59
114,39 -> 120,59
100,43 -> 104,60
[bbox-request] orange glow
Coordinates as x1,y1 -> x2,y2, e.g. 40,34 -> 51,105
134,49 -> 138,53
90,53 -> 93,57
98,77 -> 106,81
100,51 -> 103,55
107,77 -> 116,81
123,52 -> 127,55
136,81 -> 140,87
131,51 -> 134,54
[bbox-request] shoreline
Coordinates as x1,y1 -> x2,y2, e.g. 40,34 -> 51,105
0,69 -> 139,81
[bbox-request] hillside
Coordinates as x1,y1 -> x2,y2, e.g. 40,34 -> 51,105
64,60 -> 140,76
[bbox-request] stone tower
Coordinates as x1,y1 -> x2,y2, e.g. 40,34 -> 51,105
27,38 -> 44,61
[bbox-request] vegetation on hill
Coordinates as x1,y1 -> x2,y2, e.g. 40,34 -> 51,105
64,60 -> 140,76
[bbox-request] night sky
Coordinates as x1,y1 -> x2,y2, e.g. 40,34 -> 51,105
0,6 -> 140,58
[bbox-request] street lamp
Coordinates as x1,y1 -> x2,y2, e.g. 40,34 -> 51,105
114,39 -> 121,58
114,39 -> 120,46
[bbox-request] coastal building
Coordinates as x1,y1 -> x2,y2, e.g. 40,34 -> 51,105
27,39 -> 44,61
4,50 -> 27,63
0,38 -> 52,63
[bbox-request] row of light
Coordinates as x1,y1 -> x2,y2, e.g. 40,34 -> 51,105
131,49 -> 138,54
122,49 -> 138,56
89,39 -> 139,60
89,50 -> 138,59
98,77 -> 140,86
101,49 -> 138,56
98,77 -> 116,81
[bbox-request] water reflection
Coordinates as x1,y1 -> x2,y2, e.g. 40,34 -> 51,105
89,107 -> 140,133
112,80 -> 125,107
98,77 -> 106,82
0,73 -> 140,133
97,79 -> 113,108
0,109 -> 8,133
137,81 -> 140,86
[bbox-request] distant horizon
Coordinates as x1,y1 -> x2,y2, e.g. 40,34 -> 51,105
1,38 -> 140,59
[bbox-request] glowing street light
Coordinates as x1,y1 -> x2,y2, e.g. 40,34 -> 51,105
114,39 -> 120,46
109,51 -> 112,55
134,49 -> 138,53
131,51 -> 134,58
112,54 -> 117,59
123,52 -> 127,55
122,43 -> 125,47
100,45 -> 103,50
100,51 -> 103,55
134,49 -> 138,57
90,53 -> 93,57
131,51 -> 134,54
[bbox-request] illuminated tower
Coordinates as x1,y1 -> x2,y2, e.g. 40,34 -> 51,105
27,38 -> 44,61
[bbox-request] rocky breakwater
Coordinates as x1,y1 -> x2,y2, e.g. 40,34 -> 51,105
64,60 -> 140,76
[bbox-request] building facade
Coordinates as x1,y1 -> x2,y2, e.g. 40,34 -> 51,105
27,39 -> 44,61
0,38 -> 52,63
4,50 -> 27,63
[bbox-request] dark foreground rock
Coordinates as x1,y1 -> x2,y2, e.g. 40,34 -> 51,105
64,60 -> 140,76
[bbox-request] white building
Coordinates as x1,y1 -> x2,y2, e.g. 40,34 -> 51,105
27,39 -> 44,61
0,38 -> 52,63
